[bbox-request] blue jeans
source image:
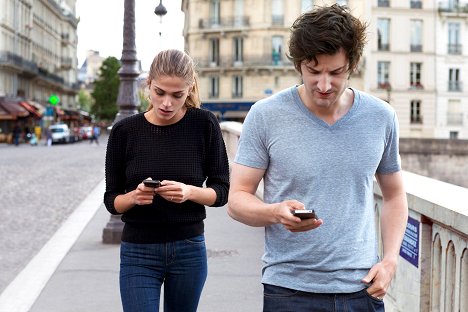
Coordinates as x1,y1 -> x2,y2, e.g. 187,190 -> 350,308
263,284 -> 385,312
120,234 -> 208,312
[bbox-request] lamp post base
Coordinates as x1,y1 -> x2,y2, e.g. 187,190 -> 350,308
102,214 -> 124,244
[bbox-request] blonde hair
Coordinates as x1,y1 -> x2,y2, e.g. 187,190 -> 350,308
146,49 -> 201,110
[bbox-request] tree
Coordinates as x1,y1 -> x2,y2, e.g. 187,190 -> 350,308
91,57 -> 120,120
78,89 -> 93,112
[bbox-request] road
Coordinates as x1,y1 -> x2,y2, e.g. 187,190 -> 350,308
0,137 -> 107,294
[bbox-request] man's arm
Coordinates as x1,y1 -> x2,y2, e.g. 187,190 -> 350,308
228,163 -> 322,231
363,171 -> 408,298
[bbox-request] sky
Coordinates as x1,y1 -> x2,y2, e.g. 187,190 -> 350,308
76,0 -> 185,71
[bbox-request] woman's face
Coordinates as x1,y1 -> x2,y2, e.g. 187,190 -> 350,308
147,75 -> 191,126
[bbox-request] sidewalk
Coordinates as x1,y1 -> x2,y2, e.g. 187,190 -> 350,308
1,179 -> 264,312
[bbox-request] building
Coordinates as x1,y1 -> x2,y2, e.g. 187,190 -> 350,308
182,0 -> 468,139
78,50 -> 104,86
0,0 -> 80,140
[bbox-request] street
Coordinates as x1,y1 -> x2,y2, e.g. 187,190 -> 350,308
0,137 -> 107,294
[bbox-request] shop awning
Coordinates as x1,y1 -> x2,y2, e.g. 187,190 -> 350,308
27,101 -> 46,115
0,97 -> 29,119
61,108 -> 80,121
19,101 -> 42,118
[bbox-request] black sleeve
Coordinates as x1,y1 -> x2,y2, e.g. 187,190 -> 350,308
104,123 -> 127,215
205,113 -> 230,207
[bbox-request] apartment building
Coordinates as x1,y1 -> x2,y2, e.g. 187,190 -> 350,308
181,0 -> 468,139
0,0 -> 79,110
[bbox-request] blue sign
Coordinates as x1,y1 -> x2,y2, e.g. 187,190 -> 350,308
399,216 -> 419,268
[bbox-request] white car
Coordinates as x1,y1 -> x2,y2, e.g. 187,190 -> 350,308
49,124 -> 71,144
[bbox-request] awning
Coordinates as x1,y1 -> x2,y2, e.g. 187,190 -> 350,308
27,101 -> 46,115
0,97 -> 29,119
20,101 -> 42,118
61,108 -> 80,121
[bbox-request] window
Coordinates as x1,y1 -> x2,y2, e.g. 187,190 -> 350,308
234,0 -> 244,26
448,68 -> 461,91
410,20 -> 422,52
301,0 -> 314,13
449,131 -> 459,139
210,0 -> 220,25
448,23 -> 461,54
232,75 -> 243,97
272,0 -> 283,25
378,0 -> 390,7
377,19 -> 390,51
410,100 -> 422,124
209,76 -> 219,98
209,38 -> 219,66
377,61 -> 390,89
410,0 -> 422,8
233,37 -> 243,65
410,63 -> 422,88
447,100 -> 463,125
272,36 -> 283,65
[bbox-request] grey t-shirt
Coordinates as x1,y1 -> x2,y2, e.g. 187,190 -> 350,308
234,86 -> 401,293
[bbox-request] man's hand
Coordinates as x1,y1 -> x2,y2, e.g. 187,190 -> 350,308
273,200 -> 323,232
362,258 -> 397,300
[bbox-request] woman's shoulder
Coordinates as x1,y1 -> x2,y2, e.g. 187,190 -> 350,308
187,107 -> 219,124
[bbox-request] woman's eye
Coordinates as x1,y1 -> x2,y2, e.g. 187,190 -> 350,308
174,94 -> 183,98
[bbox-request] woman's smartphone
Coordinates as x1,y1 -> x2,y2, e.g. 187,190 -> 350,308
292,209 -> 317,219
143,179 -> 161,188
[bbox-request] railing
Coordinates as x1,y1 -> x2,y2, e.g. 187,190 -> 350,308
198,16 -> 250,29
220,121 -> 468,312
196,55 -> 293,69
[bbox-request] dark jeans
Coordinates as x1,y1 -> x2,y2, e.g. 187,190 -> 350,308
263,284 -> 385,312
120,235 -> 208,312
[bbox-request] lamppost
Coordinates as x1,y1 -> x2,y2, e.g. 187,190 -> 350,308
102,0 -> 167,244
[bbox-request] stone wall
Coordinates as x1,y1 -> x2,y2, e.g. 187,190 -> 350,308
399,138 -> 468,189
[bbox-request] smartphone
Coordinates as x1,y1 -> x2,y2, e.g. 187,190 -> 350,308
292,209 -> 317,220
143,179 -> 161,188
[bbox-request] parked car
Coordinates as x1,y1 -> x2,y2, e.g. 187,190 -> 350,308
49,124 -> 72,144
80,126 -> 93,140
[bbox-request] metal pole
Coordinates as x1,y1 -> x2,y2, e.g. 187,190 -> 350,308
102,0 -> 140,244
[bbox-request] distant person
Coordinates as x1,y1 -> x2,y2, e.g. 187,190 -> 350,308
12,123 -> 21,146
104,49 -> 230,312
228,5 -> 408,311
45,127 -> 52,146
89,124 -> 100,145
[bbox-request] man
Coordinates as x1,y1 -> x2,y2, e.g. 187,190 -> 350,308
228,4 -> 408,311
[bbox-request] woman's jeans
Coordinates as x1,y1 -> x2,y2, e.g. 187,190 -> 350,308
120,234 -> 208,312
263,284 -> 385,312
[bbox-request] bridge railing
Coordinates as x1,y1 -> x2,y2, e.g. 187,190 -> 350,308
220,121 -> 468,312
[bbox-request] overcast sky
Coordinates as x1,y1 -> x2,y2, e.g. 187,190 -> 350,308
76,0 -> 184,71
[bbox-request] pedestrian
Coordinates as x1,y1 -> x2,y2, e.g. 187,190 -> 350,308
12,123 -> 21,146
104,49 -> 230,312
89,124 -> 100,145
227,4 -> 408,312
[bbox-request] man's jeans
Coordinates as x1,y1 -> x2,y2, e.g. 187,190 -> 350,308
120,235 -> 208,312
263,283 -> 385,312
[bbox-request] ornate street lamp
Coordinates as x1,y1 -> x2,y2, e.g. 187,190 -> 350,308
102,0 -> 167,244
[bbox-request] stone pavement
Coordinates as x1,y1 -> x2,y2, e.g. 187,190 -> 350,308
0,179 -> 265,312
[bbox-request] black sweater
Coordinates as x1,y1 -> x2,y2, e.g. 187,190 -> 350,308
104,108 -> 230,243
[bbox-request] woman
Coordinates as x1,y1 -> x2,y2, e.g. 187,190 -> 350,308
104,49 -> 230,312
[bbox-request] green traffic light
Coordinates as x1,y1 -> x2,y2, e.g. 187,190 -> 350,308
49,94 -> 60,106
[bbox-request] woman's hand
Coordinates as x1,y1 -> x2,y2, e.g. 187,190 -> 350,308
132,178 -> 158,205
156,180 -> 193,203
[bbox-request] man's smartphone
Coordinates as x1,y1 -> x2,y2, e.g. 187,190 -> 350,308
143,179 -> 161,188
292,209 -> 317,220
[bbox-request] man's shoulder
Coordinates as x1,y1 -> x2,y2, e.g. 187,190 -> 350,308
252,86 -> 296,111
353,88 -> 395,115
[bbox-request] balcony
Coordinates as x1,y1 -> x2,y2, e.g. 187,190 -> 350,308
448,81 -> 463,92
409,82 -> 424,90
60,57 -> 72,69
271,15 -> 284,26
438,1 -> 468,13
410,44 -> 422,52
378,43 -> 390,51
410,0 -> 422,9
448,43 -> 462,55
196,54 -> 294,71
0,51 -> 38,77
378,0 -> 390,7
198,16 -> 249,30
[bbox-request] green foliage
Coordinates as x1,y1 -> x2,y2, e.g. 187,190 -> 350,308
91,57 -> 120,120
138,89 -> 150,112
78,89 -> 93,112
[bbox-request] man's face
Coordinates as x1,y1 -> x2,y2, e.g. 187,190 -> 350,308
300,49 -> 350,111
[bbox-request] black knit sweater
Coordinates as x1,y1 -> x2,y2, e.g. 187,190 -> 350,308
104,108 -> 230,243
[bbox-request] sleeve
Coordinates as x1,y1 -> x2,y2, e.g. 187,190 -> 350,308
234,103 -> 269,169
104,123 -> 127,214
204,113 -> 230,207
377,111 -> 401,174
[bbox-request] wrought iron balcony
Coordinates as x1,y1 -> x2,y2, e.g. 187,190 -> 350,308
198,16 -> 250,30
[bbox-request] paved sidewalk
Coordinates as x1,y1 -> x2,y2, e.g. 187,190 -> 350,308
13,179 -> 264,311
